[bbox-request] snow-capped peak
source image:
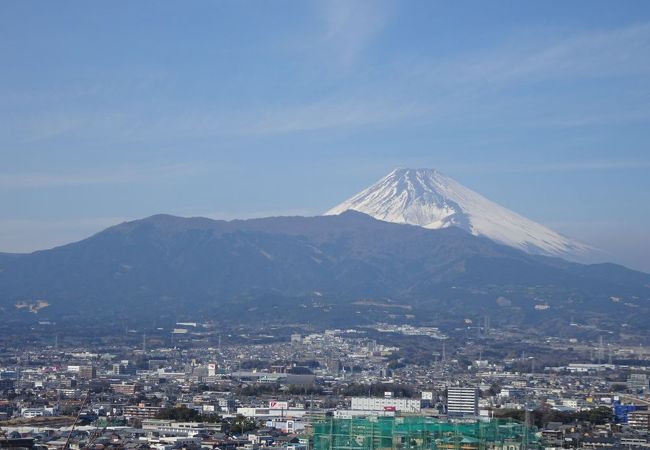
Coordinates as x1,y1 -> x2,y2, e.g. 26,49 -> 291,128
325,168 -> 593,259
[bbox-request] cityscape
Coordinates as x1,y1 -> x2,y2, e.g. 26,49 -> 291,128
2,1 -> 650,450
1,318 -> 649,449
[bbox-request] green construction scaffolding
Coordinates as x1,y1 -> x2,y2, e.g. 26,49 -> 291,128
312,416 -> 542,450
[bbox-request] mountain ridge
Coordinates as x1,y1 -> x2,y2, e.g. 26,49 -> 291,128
0,212 -> 648,331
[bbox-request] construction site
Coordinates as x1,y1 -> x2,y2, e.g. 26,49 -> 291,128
312,416 -> 543,450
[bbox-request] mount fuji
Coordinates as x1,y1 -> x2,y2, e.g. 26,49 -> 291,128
326,168 -> 594,261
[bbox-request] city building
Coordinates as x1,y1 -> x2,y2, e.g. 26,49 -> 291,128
628,410 -> 650,431
78,365 -> 96,379
350,396 -> 421,413
142,419 -> 213,437
628,373 -> 649,393
447,387 -> 478,417
111,382 -> 138,395
123,403 -> 163,419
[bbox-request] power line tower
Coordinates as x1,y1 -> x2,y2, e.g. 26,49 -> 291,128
608,344 -> 613,364
596,336 -> 605,363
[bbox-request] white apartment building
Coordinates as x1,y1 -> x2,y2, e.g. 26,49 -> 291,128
141,419 -> 211,436
447,387 -> 478,417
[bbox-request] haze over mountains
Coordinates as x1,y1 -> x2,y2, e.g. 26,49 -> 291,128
327,168 -> 594,261
0,208 -> 648,333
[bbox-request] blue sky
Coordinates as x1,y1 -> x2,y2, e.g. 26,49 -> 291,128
1,1 -> 649,271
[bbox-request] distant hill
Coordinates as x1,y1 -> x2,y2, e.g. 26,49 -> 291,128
0,211 -> 648,331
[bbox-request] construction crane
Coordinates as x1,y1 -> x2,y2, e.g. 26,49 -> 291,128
83,422 -> 108,450
62,391 -> 89,450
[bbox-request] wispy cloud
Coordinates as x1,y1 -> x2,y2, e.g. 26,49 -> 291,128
429,22 -> 650,86
529,160 -> 650,172
6,96 -> 426,143
316,0 -> 392,66
169,97 -> 427,136
3,21 -> 649,143
390,21 -> 650,128
0,162 -> 201,190
446,160 -> 650,175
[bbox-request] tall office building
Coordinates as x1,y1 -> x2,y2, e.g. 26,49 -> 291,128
447,387 -> 478,417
